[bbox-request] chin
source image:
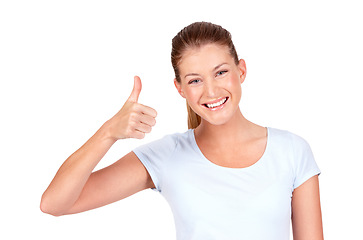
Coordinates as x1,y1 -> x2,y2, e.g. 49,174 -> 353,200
198,106 -> 241,127
200,115 -> 233,126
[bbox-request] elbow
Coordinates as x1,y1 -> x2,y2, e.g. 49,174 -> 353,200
40,194 -> 64,217
40,205 -> 62,217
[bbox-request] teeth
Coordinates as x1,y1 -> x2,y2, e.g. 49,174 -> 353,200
206,98 -> 227,108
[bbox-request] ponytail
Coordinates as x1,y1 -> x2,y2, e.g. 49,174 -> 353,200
187,102 -> 201,129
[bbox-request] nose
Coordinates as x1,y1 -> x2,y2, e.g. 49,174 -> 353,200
204,79 -> 218,98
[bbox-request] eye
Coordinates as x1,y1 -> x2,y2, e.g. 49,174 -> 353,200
188,79 -> 201,85
216,70 -> 228,77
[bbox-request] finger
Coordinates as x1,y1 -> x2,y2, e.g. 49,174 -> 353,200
135,122 -> 153,134
128,76 -> 142,102
140,114 -> 156,127
137,104 -> 158,118
131,130 -> 146,140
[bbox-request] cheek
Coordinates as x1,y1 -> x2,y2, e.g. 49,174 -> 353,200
228,75 -> 242,98
184,88 -> 201,103
227,74 -> 242,90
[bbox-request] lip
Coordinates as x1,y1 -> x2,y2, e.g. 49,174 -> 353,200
202,97 -> 227,105
201,97 -> 229,111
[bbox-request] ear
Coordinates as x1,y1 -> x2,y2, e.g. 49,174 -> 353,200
238,59 -> 247,84
174,79 -> 186,98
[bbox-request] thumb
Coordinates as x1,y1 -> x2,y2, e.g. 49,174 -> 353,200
128,76 -> 142,102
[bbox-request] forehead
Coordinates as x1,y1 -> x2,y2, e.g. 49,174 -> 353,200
178,44 -> 233,74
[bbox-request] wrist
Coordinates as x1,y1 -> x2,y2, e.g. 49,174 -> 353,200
98,120 -> 119,144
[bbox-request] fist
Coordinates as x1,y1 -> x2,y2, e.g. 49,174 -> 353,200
107,76 -> 157,140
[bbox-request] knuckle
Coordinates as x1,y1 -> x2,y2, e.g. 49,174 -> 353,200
129,113 -> 140,123
129,112 -> 138,119
125,128 -> 133,137
131,103 -> 140,111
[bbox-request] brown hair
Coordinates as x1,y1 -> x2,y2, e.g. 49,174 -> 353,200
171,22 -> 239,129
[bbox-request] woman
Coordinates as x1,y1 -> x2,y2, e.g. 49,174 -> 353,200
41,22 -> 323,239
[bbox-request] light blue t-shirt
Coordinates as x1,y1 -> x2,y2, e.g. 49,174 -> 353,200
133,127 -> 320,240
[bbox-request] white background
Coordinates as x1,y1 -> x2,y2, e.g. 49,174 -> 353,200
1,0 -> 362,239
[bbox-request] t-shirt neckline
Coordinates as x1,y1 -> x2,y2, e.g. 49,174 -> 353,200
189,127 -> 270,171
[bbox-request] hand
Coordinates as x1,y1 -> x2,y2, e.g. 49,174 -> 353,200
106,76 -> 157,140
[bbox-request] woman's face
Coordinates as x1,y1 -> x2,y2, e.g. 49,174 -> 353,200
174,44 -> 246,126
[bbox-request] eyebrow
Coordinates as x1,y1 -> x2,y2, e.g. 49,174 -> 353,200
184,63 -> 228,79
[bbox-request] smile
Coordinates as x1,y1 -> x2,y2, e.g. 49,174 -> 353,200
203,97 -> 228,109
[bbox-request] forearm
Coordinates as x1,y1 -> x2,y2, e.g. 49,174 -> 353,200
41,121 -> 116,216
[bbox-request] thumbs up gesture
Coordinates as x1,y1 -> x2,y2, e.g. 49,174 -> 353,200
106,76 -> 157,140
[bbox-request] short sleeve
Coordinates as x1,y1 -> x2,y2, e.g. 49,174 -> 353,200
133,134 -> 178,192
291,134 -> 321,190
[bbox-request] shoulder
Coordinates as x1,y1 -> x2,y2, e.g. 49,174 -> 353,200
268,127 -> 311,149
133,130 -> 190,156
269,127 -> 318,168
268,127 -> 315,165
151,130 -> 189,147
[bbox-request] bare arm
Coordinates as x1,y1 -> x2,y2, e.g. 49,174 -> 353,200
291,175 -> 324,240
40,76 -> 157,216
62,151 -> 155,215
